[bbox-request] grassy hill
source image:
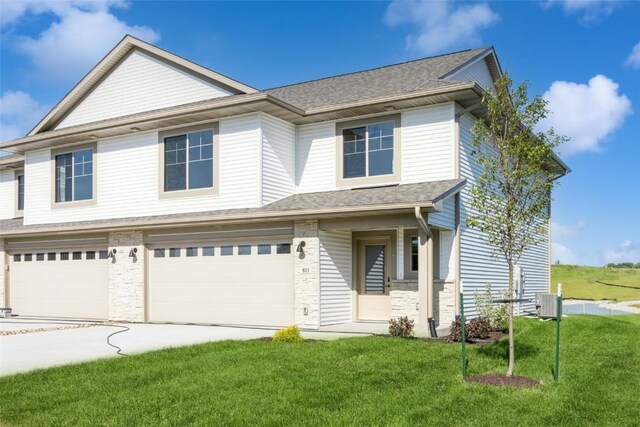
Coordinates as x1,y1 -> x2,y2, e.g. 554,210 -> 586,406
551,265 -> 640,301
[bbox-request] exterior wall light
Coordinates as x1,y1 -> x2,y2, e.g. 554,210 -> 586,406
129,247 -> 138,258
296,241 -> 306,253
107,248 -> 117,259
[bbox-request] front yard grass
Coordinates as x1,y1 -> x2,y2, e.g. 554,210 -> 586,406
1,315 -> 639,426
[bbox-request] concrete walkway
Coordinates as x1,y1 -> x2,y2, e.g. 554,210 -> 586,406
0,318 -> 366,377
562,299 -> 640,315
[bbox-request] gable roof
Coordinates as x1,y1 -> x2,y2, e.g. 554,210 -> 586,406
29,35 -> 258,136
2,43 -> 501,153
265,47 -> 494,112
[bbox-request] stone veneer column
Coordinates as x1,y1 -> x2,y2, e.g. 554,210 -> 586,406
293,221 -> 320,329
0,239 -> 6,307
108,231 -> 145,322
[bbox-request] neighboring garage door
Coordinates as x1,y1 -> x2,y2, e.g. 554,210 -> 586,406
9,249 -> 109,319
148,240 -> 294,326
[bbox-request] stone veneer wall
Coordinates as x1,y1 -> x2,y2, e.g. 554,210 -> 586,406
0,239 -> 5,307
391,279 -> 456,326
293,221 -> 320,329
390,280 -> 419,323
108,231 -> 145,322
434,281 -> 456,326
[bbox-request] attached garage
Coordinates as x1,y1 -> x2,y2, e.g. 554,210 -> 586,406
9,247 -> 109,319
148,239 -> 294,326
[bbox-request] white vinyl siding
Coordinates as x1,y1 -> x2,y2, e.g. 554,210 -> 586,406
448,57 -> 495,92
319,230 -> 353,326
57,50 -> 234,129
401,104 -> 455,184
458,112 -> 549,317
439,230 -> 455,281
0,170 -> 16,219
296,122 -> 336,193
429,197 -> 455,229
23,114 -> 261,225
261,113 -> 296,204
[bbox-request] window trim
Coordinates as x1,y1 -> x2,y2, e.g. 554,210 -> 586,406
336,114 -> 401,188
50,142 -> 97,209
158,122 -> 219,199
14,169 -> 24,218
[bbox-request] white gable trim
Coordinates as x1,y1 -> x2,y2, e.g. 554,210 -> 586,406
55,50 -> 237,130
440,48 -> 502,85
29,35 -> 257,136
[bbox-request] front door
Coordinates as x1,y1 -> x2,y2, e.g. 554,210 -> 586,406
357,240 -> 391,321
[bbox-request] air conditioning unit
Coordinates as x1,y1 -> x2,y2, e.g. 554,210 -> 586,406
536,294 -> 559,319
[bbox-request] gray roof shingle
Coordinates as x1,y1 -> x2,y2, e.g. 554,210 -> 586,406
265,48 -> 488,111
0,179 -> 465,235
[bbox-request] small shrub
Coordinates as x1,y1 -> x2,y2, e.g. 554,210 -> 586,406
273,325 -> 304,343
447,320 -> 465,342
467,316 -> 491,339
475,283 -> 509,332
388,316 -> 415,338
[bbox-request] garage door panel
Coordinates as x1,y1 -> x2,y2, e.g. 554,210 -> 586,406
149,242 -> 294,326
10,250 -> 109,319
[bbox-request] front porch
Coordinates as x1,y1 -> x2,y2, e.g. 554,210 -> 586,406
296,207 -> 459,334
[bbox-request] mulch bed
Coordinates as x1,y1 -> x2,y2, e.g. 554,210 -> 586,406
471,331 -> 506,345
467,374 -> 540,388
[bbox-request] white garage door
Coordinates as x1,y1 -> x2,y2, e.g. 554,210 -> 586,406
148,240 -> 294,326
9,249 -> 109,319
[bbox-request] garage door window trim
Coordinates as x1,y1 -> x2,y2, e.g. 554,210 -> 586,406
159,122 -> 219,199
51,143 -> 97,209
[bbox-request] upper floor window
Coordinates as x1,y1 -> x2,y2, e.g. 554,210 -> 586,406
17,173 -> 25,211
54,147 -> 94,203
336,114 -> 400,187
343,122 -> 394,178
164,128 -> 214,192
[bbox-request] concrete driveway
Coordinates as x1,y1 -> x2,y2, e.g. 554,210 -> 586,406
0,318 -> 365,377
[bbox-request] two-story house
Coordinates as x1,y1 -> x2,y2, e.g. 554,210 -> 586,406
0,36 -> 568,333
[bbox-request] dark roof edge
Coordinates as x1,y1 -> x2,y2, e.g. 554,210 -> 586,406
265,47 -> 490,92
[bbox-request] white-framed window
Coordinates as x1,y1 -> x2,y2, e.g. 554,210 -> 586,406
55,148 -> 94,203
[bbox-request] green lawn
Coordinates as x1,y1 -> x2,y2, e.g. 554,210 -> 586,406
1,315 -> 639,426
551,265 -> 640,301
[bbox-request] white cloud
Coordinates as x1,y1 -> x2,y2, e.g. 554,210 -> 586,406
0,91 -> 50,141
384,0 -> 499,55
626,41 -> 640,68
552,220 -> 587,239
602,240 -> 640,263
3,0 -> 159,82
540,75 -> 632,156
544,0 -> 619,24
1,0 -> 127,25
552,242 -> 577,265
0,91 -> 50,143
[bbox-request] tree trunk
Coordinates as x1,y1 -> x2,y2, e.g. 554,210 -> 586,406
507,263 -> 515,376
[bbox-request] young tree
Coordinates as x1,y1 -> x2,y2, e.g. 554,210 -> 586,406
468,74 -> 568,376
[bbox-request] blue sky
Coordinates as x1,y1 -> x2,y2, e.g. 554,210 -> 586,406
0,0 -> 638,266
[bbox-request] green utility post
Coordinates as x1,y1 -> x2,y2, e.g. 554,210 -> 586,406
554,284 -> 563,383
460,292 -> 468,380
